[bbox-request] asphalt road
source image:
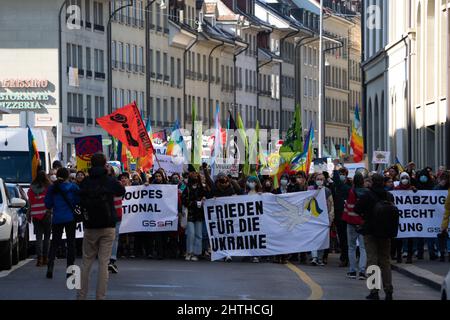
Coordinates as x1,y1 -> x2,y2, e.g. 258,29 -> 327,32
0,254 -> 441,300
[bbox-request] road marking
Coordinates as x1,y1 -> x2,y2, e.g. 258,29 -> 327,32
133,284 -> 183,288
286,262 -> 323,300
0,259 -> 33,278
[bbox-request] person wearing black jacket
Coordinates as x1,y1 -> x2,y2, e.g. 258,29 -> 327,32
354,173 -> 394,301
77,153 -> 126,300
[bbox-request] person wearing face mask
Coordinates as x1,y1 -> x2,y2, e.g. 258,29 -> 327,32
307,174 -> 335,266
243,176 -> 262,263
434,171 -> 449,190
415,169 -> 439,261
182,172 -> 207,261
274,173 -> 290,195
393,172 -> 415,263
332,161 -> 351,268
262,177 -> 274,193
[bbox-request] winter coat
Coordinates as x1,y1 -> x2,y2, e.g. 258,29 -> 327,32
45,181 -> 80,225
342,187 -> 369,225
182,186 -> 207,222
332,170 -> 351,219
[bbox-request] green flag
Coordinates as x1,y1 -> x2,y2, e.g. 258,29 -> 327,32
279,104 -> 303,161
237,113 -> 249,175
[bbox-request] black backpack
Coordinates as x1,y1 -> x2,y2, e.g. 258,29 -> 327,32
368,193 -> 400,238
80,176 -> 116,229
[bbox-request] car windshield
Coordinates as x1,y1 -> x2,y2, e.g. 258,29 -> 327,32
0,151 -> 46,184
6,185 -> 19,200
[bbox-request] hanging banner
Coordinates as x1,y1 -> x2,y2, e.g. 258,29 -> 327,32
212,157 -> 239,178
390,190 -> 448,238
204,189 -> 330,261
75,135 -> 103,172
120,184 -> 178,233
153,155 -> 184,176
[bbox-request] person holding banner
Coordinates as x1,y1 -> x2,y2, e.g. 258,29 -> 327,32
150,169 -> 169,260
308,174 -> 335,266
44,168 -> 80,279
182,172 -> 207,261
27,171 -> 52,267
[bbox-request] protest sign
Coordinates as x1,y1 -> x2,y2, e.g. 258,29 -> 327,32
345,162 -> 368,179
120,184 -> 178,233
372,151 -> 390,164
153,155 -> 184,176
212,158 -> 239,178
204,189 -> 330,261
75,135 -> 103,172
390,190 -> 448,238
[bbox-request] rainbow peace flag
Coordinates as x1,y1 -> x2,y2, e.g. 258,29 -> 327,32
28,126 -> 40,181
291,122 -> 314,175
350,104 -> 364,162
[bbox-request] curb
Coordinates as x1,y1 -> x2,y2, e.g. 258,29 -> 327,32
391,264 -> 443,291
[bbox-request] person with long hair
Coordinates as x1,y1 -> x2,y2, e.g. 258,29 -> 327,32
27,171 -> 52,267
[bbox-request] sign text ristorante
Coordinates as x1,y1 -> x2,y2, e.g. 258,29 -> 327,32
0,79 -> 51,110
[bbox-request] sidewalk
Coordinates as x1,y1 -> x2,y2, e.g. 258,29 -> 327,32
392,256 -> 450,291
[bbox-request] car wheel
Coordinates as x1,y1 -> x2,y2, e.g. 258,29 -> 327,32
19,227 -> 29,261
0,234 -> 13,270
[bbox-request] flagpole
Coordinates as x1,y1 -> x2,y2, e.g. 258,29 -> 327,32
318,0 -> 323,158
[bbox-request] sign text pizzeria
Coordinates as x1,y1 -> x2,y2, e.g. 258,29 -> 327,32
0,79 -> 51,110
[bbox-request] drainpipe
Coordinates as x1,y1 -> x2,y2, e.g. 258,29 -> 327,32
279,29 -> 299,133
233,42 -> 249,123
145,0 -> 157,125
208,41 -> 224,127
294,34 -> 315,107
361,0 -> 367,156
183,36 -> 198,128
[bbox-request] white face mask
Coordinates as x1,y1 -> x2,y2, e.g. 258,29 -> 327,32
50,175 -> 57,182
247,182 -> 256,190
339,175 -> 346,182
401,179 -> 409,185
316,180 -> 324,188
280,179 -> 288,186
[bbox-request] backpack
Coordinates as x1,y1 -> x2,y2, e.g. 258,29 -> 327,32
80,177 -> 116,228
368,194 -> 399,238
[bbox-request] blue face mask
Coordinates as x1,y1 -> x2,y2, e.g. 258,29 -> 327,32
419,176 -> 428,183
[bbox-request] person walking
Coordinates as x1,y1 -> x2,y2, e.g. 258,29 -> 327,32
354,173 -> 397,300
44,168 -> 80,279
439,183 -> 450,262
108,166 -> 125,274
77,153 -> 125,300
342,173 -> 368,280
27,171 -> 52,267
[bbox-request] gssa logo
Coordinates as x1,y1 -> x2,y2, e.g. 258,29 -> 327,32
142,220 -> 173,227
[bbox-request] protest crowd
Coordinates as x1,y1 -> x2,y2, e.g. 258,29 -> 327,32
23,103 -> 450,301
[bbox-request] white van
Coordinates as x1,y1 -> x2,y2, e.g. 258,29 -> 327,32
0,127 -> 51,186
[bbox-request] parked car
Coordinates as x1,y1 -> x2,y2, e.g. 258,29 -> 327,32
6,183 -> 30,261
442,268 -> 450,300
0,178 -> 26,270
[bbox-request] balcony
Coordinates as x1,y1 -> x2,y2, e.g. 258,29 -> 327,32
87,118 -> 93,125
157,73 -> 163,81
197,73 -> 202,81
164,75 -> 170,82
164,28 -> 169,34
86,70 -> 92,78
149,23 -> 155,29
94,72 -> 106,79
112,60 -> 119,69
67,116 -> 84,124
151,72 -> 156,79
156,26 -> 162,32
85,21 -> 92,29
140,65 -> 145,73
94,24 -> 105,32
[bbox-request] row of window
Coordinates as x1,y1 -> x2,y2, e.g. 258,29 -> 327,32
111,41 -> 145,73
112,88 -> 146,118
349,59 -> 362,82
303,46 -> 319,67
350,90 -> 361,111
325,98 -> 349,124
67,43 -> 105,76
325,66 -> 348,90
325,136 -> 349,153
68,0 -> 104,29
281,41 -> 296,65
111,0 -> 145,28
324,38 -> 348,60
304,77 -> 318,98
67,92 -> 105,124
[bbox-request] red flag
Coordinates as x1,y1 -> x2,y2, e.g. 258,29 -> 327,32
96,102 -> 153,159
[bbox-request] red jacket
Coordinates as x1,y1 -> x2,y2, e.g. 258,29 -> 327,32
342,188 -> 364,225
114,196 -> 123,221
27,185 -> 48,221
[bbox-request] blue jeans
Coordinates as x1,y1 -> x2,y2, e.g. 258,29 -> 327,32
311,250 -> 324,260
186,221 -> 203,256
110,221 -> 121,261
347,224 -> 367,273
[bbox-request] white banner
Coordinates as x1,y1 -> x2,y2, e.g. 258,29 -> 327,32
204,189 -> 330,261
391,190 -> 448,238
120,185 -> 179,233
153,155 -> 183,177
